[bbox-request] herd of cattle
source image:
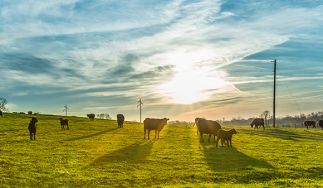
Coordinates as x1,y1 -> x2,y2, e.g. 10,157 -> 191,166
1,110 -> 322,145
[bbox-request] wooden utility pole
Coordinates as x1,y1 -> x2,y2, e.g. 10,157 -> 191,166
273,59 -> 277,128
137,98 -> 143,123
63,104 -> 69,116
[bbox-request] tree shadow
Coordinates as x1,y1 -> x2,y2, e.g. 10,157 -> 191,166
65,128 -> 118,141
202,145 -> 273,172
90,140 -> 154,166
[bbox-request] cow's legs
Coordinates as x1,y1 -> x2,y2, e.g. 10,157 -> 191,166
158,131 -> 160,139
200,133 -> 204,142
144,128 -> 146,139
216,137 -> 220,147
208,134 -> 211,142
30,132 -> 32,140
155,130 -> 157,139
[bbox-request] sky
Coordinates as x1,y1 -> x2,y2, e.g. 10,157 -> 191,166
1,0 -> 323,121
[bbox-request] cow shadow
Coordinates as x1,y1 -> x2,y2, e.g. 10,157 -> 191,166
202,145 -> 273,172
90,140 -> 154,166
65,128 -> 118,141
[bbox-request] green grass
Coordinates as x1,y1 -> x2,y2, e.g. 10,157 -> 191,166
1,113 -> 323,187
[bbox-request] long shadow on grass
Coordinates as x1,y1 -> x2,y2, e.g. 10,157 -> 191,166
65,128 -> 119,141
202,145 -> 273,172
90,140 -> 154,166
240,128 -> 323,141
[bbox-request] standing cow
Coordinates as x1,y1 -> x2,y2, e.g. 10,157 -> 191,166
28,117 -> 38,140
59,118 -> 69,130
144,118 -> 169,139
117,114 -> 125,128
0,110 -> 3,117
196,118 -> 221,142
304,120 -> 316,129
250,118 -> 265,129
318,120 -> 323,130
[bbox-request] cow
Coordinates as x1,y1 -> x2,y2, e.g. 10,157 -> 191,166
0,110 -> 3,117
117,114 -> 125,128
216,129 -> 237,147
318,120 -> 323,130
250,118 -> 265,129
28,117 -> 38,140
59,118 -> 69,130
196,118 -> 221,143
87,114 -> 95,121
144,118 -> 169,139
304,120 -> 316,129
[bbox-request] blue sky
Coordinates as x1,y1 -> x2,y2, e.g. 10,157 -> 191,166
1,0 -> 323,121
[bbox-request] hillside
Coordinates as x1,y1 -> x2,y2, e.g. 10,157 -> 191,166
0,113 -> 322,187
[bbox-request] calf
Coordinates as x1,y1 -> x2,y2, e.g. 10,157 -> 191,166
144,118 -> 169,139
216,129 -> 237,147
304,120 -> 316,129
59,118 -> 69,130
28,117 -> 38,140
196,118 -> 221,142
117,114 -> 125,128
250,118 -> 265,129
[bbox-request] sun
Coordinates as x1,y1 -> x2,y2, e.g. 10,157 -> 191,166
158,68 -> 227,104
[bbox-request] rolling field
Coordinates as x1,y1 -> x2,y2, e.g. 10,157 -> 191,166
0,114 -> 323,187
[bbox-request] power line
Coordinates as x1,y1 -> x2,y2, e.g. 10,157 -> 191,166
63,104 -> 69,116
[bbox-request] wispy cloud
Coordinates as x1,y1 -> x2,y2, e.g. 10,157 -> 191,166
1,0 -> 323,120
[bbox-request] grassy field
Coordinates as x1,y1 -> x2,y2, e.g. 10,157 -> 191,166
0,113 -> 323,187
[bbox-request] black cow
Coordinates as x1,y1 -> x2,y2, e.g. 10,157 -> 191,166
117,114 -> 125,128
196,118 -> 222,142
250,118 -> 265,129
318,120 -> 323,130
0,110 -> 3,117
144,118 -> 169,139
59,118 -> 69,130
28,117 -> 38,140
304,120 -> 316,129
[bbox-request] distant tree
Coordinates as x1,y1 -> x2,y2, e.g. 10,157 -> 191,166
0,97 -> 8,111
87,114 -> 95,121
261,110 -> 270,127
105,113 -> 111,120
28,111 -> 33,115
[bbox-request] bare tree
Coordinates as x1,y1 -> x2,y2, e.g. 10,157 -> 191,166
0,97 -> 8,111
261,110 -> 270,127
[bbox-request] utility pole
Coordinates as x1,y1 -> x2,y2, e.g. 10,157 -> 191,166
63,104 -> 69,116
137,98 -> 143,123
272,59 -> 277,128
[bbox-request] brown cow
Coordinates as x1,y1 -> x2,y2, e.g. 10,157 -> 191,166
216,129 -> 237,147
28,117 -> 38,140
250,118 -> 265,129
304,120 -> 316,129
59,118 -> 69,130
144,118 -> 169,139
117,114 -> 125,128
196,118 -> 221,142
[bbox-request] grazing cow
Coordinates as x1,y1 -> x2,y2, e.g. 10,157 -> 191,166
0,110 -> 3,117
318,120 -> 323,130
216,129 -> 237,147
87,114 -> 95,121
304,120 -> 316,129
144,118 -> 169,139
250,118 -> 265,129
117,114 -> 125,128
196,118 -> 221,142
59,118 -> 69,130
28,117 -> 38,140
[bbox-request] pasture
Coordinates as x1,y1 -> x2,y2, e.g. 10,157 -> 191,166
0,114 -> 323,187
